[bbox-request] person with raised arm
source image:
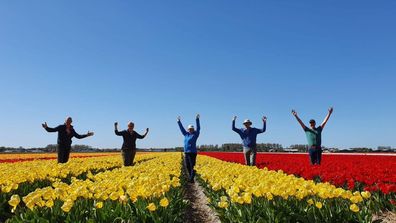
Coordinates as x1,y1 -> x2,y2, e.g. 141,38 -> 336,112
177,114 -> 200,183
42,117 -> 94,163
232,116 -> 267,166
292,107 -> 333,165
114,121 -> 149,166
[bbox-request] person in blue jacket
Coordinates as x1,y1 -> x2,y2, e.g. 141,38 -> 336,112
177,114 -> 200,183
232,116 -> 267,166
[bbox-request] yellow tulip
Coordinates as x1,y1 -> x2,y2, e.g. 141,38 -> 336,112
147,203 -> 157,212
160,198 -> 169,207
95,201 -> 103,209
350,204 -> 360,212
218,201 -> 229,208
8,194 -> 20,208
361,191 -> 371,199
45,199 -> 54,208
119,195 -> 128,204
243,193 -> 252,204
61,200 -> 73,213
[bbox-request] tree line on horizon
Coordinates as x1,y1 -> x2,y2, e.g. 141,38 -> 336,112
1,144 -> 395,153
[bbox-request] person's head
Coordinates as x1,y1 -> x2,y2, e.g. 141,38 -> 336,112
243,119 -> 252,128
127,122 -> 135,131
187,125 -> 195,133
65,117 -> 72,126
309,119 -> 316,128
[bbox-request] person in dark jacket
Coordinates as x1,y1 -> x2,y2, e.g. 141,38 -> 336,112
42,117 -> 94,163
232,116 -> 267,166
292,107 -> 333,165
114,121 -> 149,166
177,114 -> 200,183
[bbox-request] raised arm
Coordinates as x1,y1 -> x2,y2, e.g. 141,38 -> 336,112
321,107 -> 333,129
232,116 -> 243,134
196,114 -> 201,134
257,116 -> 267,133
114,122 -> 123,136
177,116 -> 187,135
42,122 -> 60,132
292,110 -> 307,130
136,128 -> 149,139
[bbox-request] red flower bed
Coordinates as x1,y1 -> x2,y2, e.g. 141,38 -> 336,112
200,152 -> 396,194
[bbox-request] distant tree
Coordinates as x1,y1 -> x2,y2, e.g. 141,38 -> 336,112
289,144 -> 309,152
43,144 -> 58,152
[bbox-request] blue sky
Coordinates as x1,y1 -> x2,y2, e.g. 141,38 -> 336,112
0,1 -> 395,149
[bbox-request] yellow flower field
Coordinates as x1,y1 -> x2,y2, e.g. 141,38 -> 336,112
0,153 -> 389,223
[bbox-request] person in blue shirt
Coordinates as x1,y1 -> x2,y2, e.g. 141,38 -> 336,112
232,116 -> 267,166
177,114 -> 200,183
292,107 -> 333,165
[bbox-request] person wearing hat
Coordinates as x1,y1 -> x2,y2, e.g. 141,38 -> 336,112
291,107 -> 333,165
177,114 -> 200,183
232,116 -> 267,166
114,121 -> 149,166
42,117 -> 94,163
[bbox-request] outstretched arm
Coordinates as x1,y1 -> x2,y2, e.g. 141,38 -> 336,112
321,107 -> 333,129
136,128 -> 149,139
292,110 -> 307,130
177,116 -> 187,135
196,114 -> 201,134
257,116 -> 267,133
232,116 -> 242,134
73,129 -> 94,139
42,123 -> 60,132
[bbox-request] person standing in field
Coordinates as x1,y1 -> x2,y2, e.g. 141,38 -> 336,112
42,117 -> 94,163
291,107 -> 333,165
232,116 -> 267,166
177,114 -> 200,183
114,121 -> 149,166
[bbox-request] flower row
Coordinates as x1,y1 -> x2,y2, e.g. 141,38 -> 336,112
6,153 -> 186,223
196,155 -> 374,222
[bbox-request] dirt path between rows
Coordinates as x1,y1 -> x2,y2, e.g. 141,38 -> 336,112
373,211 -> 396,223
183,180 -> 221,223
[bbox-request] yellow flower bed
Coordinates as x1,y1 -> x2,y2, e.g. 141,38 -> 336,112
0,153 -> 156,194
196,155 -> 371,208
14,153 -> 181,212
0,152 -> 118,160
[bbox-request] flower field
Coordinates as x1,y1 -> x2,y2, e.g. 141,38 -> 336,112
0,152 -> 395,222
0,153 -> 117,163
1,153 -> 185,223
200,152 -> 396,219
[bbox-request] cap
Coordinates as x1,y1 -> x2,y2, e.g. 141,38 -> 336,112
309,119 -> 316,123
243,119 -> 252,125
187,125 -> 195,129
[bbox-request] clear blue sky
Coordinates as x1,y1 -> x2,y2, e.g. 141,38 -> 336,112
0,1 -> 395,149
